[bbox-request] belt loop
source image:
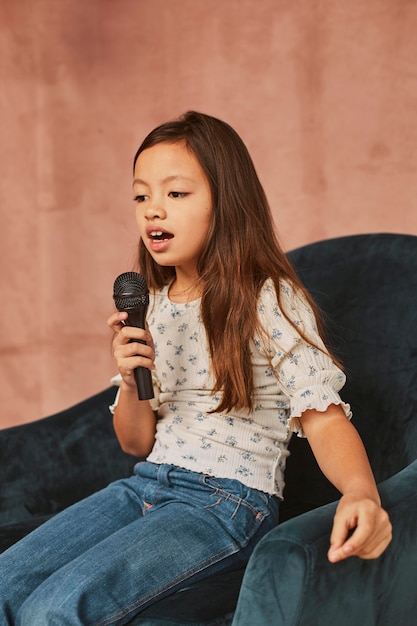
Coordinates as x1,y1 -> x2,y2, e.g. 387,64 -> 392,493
157,464 -> 172,487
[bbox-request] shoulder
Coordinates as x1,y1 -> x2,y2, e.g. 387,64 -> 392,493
257,277 -> 319,338
258,277 -> 310,313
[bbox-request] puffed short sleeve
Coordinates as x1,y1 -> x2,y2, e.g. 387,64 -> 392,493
257,279 -> 352,436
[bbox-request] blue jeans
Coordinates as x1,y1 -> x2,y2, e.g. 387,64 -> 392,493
0,462 -> 279,625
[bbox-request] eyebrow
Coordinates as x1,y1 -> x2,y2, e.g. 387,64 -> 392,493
133,175 -> 196,186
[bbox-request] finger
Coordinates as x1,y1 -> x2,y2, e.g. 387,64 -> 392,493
328,507 -> 391,562
107,311 -> 128,330
113,339 -> 155,376
113,327 -> 152,351
328,541 -> 354,563
328,508 -> 361,562
346,515 -> 392,560
118,356 -> 154,377
329,509 -> 356,554
145,322 -> 155,349
329,523 -> 372,562
114,341 -> 154,362
357,533 -> 392,559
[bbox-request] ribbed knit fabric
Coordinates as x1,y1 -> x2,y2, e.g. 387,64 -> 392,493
111,280 -> 351,497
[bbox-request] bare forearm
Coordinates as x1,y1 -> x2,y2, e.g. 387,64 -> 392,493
300,404 -> 391,562
113,382 -> 157,457
300,405 -> 380,503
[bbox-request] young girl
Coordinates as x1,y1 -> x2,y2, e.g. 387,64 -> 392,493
0,112 -> 391,625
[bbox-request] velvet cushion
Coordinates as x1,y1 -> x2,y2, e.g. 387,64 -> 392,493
0,518 -> 51,554
0,387 -> 136,529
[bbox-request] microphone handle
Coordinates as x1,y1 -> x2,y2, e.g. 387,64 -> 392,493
125,307 -> 154,401
131,338 -> 154,400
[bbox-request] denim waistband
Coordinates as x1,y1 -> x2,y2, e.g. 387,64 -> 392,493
133,461 -> 280,521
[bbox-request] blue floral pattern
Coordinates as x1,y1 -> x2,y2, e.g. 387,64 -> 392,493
118,280 -> 351,497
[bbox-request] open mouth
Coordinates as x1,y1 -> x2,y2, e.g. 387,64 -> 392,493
149,230 -> 174,242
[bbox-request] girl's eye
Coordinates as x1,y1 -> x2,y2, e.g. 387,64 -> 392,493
169,191 -> 188,199
133,195 -> 148,203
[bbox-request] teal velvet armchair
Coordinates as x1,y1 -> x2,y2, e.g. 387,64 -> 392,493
233,232 -> 417,626
1,233 -> 416,625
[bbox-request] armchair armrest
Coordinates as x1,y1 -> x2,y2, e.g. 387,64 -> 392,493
233,460 -> 417,626
0,388 -> 136,528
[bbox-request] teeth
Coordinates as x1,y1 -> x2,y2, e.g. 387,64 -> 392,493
150,231 -> 165,240
149,230 -> 174,241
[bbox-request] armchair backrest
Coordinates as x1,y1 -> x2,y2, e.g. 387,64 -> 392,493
281,233 -> 417,522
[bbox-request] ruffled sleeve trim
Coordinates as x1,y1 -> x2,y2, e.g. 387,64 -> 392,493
287,384 -> 352,437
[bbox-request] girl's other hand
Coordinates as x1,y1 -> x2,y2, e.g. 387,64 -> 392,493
327,494 -> 392,563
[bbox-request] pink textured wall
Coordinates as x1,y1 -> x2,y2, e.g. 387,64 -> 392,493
1,0 -> 417,427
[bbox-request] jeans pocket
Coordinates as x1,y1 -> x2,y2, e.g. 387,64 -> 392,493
200,476 -> 271,548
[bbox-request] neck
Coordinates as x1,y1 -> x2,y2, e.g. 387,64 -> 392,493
168,277 -> 201,303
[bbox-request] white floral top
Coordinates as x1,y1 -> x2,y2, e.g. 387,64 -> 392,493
111,279 -> 351,497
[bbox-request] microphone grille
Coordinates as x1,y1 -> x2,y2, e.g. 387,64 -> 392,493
113,272 -> 149,310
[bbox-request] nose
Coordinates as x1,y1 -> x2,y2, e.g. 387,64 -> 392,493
144,200 -> 167,221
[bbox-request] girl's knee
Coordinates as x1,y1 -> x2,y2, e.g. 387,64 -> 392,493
18,597 -> 53,626
17,589 -> 79,626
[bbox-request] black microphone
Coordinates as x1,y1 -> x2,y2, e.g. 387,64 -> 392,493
113,272 -> 154,400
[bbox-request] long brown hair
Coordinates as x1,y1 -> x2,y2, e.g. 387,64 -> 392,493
133,111 -> 335,413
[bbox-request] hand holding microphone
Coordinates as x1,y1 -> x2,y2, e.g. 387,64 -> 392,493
112,272 -> 154,400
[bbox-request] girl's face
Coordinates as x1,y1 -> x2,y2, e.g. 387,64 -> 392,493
133,141 -> 212,282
